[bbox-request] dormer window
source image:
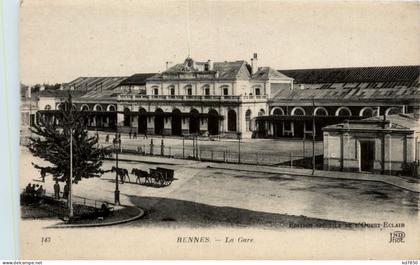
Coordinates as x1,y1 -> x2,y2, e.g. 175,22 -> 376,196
187,88 -> 192,96
204,64 -> 209,71
255,88 -> 261,96
205,87 -> 210,96
154,88 -> 159,95
170,88 -> 175,96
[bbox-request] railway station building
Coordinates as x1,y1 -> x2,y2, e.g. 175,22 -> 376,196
34,55 -> 420,140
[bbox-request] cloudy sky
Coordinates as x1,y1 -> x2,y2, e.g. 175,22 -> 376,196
20,0 -> 420,85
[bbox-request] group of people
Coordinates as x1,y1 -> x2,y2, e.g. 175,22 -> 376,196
103,130 -> 148,143
24,183 -> 45,197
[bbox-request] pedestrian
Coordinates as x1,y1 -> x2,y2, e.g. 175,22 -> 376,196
133,132 -> 137,139
105,134 -> 109,143
129,129 -> 132,139
144,130 -> 148,139
54,180 -> 60,199
63,183 -> 69,200
36,185 -> 45,197
40,169 -> 46,182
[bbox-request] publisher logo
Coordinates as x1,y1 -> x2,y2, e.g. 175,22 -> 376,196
389,231 -> 405,243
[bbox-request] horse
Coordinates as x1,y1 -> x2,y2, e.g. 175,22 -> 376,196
111,166 -> 130,184
131,168 -> 150,184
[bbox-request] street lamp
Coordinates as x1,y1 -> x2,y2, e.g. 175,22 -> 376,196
312,97 -> 316,175
237,132 -> 242,164
113,133 -> 121,205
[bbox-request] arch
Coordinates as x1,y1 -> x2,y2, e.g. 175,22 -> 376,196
106,104 -> 116,112
138,108 -> 147,134
271,107 -> 284,116
44,104 -> 51,110
80,104 -> 89,111
385,107 -> 401,116
227,109 -> 237,132
313,106 -> 328,116
359,107 -> 375,117
189,108 -> 200,134
56,103 -> 63,110
123,107 -> 131,127
171,108 -> 182,136
291,106 -> 306,116
245,109 -> 252,132
258,109 -> 266,116
208,109 -> 219,135
154,108 -> 164,135
335,107 -> 352,116
93,104 -> 103,111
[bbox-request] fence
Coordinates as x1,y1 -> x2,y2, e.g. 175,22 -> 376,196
113,141 -> 323,169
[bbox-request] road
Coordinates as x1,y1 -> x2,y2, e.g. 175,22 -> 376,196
20,148 -> 419,227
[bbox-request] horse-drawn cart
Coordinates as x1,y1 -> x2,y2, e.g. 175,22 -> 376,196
132,167 -> 175,187
149,167 -> 174,186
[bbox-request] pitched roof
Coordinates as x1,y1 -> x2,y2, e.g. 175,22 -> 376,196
252,67 -> 292,80
63,76 -> 127,91
37,89 -> 86,98
323,114 -> 420,132
271,86 -> 420,102
148,60 -> 251,81
119,73 -> 156,85
279,65 -> 420,85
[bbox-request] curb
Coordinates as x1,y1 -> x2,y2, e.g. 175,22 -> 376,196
207,165 -> 420,194
48,205 -> 145,229
106,155 -> 420,193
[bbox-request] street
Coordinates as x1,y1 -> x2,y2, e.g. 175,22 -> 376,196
20,147 -> 419,228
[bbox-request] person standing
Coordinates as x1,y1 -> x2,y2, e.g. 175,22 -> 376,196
54,180 -> 60,199
40,169 -> 46,182
63,183 -> 69,200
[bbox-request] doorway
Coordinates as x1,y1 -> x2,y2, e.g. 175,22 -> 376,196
360,141 -> 375,172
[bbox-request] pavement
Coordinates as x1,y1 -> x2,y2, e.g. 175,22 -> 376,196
113,152 -> 420,193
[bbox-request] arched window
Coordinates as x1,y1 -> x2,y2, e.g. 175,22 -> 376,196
272,107 -> 284,116
154,108 -> 164,134
313,107 -> 328,116
93,104 -> 103,111
258,109 -> 265,116
81,104 -> 89,111
44,105 -> 51,110
335,107 -> 352,117
385,107 -> 401,116
123,108 -> 131,127
106,105 -> 116,112
291,107 -> 305,116
360,107 -> 375,117
245,110 -> 252,132
208,109 -> 219,135
227,109 -> 237,132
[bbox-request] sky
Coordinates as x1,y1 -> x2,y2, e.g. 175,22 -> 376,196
20,0 -> 420,85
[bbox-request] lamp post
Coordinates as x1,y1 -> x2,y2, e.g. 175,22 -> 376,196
237,132 -> 242,164
312,97 -> 316,175
113,133 -> 121,205
68,127 -> 74,219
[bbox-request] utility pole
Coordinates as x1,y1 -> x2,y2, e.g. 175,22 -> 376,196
114,131 -> 120,205
69,127 -> 73,219
312,97 -> 316,175
238,132 -> 241,164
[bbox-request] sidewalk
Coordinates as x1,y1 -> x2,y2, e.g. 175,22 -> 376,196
107,153 -> 420,193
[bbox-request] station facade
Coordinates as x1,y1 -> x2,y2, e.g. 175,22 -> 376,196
34,56 -> 420,139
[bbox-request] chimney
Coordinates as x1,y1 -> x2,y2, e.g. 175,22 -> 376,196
207,59 -> 213,71
251,53 -> 258,74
